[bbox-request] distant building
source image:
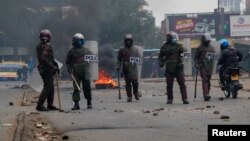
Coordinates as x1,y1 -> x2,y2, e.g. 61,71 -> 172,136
246,0 -> 250,14
219,0 -> 245,12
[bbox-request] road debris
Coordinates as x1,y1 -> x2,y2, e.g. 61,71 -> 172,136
35,123 -> 43,128
142,110 -> 151,113
218,97 -> 224,101
9,102 -> 14,106
153,108 -> 164,112
220,116 -> 230,120
62,135 -> 69,140
2,123 -> 13,127
206,105 -> 211,108
153,112 -> 159,116
114,109 -> 124,113
213,111 -> 220,114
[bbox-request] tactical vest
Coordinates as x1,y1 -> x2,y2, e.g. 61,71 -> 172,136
70,47 -> 86,78
119,47 -> 132,73
36,43 -> 54,70
197,45 -> 216,75
162,43 -> 183,74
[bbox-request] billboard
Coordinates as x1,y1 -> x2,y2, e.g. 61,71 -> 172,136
167,13 -> 234,39
230,15 -> 250,37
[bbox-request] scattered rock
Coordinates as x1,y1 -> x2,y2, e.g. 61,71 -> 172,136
248,97 -> 250,100
218,97 -> 224,101
206,105 -> 211,108
64,111 -> 70,113
62,135 -> 69,140
30,100 -> 38,103
152,94 -> 156,97
2,123 -> 13,127
35,123 -> 42,128
195,107 -> 205,110
52,135 -> 61,139
213,111 -> 220,114
153,113 -> 159,116
114,109 -> 124,113
9,102 -> 14,106
212,106 -> 215,108
220,116 -> 230,120
37,136 -> 48,141
71,122 -> 75,124
44,130 -> 53,134
153,108 -> 164,112
100,101 -> 103,103
143,110 -> 151,113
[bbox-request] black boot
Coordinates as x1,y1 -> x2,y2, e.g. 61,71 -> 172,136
204,95 -> 211,101
87,100 -> 92,109
36,105 -> 49,111
71,101 -> 80,110
36,100 -> 49,111
183,100 -> 189,104
134,93 -> 140,100
47,105 -> 59,110
166,100 -> 173,104
127,97 -> 132,102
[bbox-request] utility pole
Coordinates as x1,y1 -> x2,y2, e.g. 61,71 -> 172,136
215,0 -> 225,40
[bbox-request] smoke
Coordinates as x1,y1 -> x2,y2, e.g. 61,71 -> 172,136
98,44 -> 116,75
0,0 -> 153,77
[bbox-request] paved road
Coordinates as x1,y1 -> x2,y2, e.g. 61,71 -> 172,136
0,82 -> 32,141
0,78 -> 250,141
44,79 -> 250,141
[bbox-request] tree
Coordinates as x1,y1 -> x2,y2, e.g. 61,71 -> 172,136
0,0 -> 161,72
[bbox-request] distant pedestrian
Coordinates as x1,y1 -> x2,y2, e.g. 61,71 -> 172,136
22,65 -> 28,82
150,62 -> 158,78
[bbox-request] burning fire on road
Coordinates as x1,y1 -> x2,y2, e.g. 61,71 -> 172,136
95,70 -> 117,89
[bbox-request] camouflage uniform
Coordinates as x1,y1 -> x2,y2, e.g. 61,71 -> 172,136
158,42 -> 188,103
194,44 -> 215,98
117,46 -> 139,100
66,47 -> 92,105
36,42 -> 58,109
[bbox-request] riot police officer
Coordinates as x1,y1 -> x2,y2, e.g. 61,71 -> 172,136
66,33 -> 92,110
158,32 -> 189,104
36,29 -> 59,111
194,33 -> 215,101
117,34 -> 143,102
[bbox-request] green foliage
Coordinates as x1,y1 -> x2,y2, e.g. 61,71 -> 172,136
0,0 -> 161,51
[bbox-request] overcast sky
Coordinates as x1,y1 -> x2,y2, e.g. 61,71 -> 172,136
146,0 -> 218,26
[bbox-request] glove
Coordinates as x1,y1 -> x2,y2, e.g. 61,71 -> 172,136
53,66 -> 60,74
116,63 -> 121,71
217,65 -> 222,72
159,62 -> 164,68
195,64 -> 199,69
68,68 -> 73,74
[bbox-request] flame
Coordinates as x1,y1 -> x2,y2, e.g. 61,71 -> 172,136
95,70 -> 117,88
